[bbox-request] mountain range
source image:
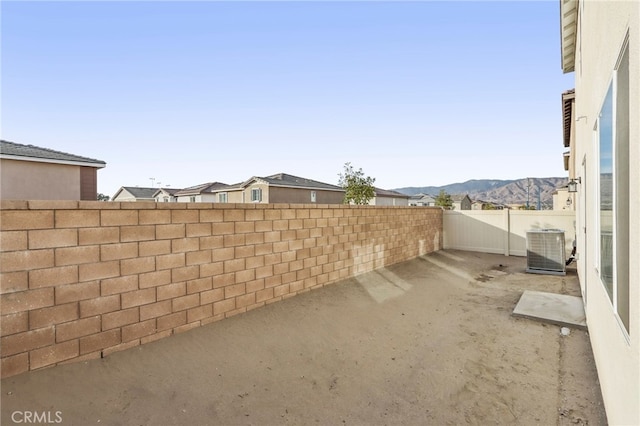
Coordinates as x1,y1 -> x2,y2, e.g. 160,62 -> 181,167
394,177 -> 568,208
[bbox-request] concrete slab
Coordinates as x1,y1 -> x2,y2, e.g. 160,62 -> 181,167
512,290 -> 587,330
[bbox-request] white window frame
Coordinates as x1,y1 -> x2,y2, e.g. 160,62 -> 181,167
218,192 -> 228,203
310,191 -> 317,203
594,79 -> 614,295
251,187 -> 262,202
593,34 -> 630,339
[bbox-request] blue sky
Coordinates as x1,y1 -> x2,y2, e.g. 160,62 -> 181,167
1,1 -> 573,197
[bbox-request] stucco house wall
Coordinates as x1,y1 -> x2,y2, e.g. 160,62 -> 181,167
222,189 -> 245,203
196,174 -> 345,205
1,159 -> 82,200
410,194 -> 436,207
153,189 -> 180,203
242,183 -> 270,204
367,188 -> 410,207
552,187 -> 574,211
112,191 -> 137,202
0,141 -> 105,201
268,186 -> 344,204
369,196 -> 409,206
176,194 -> 217,203
563,1 -> 639,423
112,187 -> 157,202
451,195 -> 472,211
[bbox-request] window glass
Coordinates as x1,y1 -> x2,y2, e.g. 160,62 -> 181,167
251,188 -> 261,202
599,83 -> 614,301
596,38 -> 630,335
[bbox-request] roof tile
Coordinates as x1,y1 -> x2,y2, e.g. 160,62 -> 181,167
0,140 -> 105,166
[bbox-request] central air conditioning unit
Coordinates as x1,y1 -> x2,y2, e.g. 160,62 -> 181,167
526,229 -> 566,276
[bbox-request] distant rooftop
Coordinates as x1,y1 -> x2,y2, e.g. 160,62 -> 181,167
175,182 -> 229,196
374,188 -> 410,198
118,187 -> 158,199
254,173 -> 344,191
155,188 -> 182,196
0,140 -> 106,167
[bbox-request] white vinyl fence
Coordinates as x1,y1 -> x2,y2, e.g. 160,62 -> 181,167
443,210 -> 576,257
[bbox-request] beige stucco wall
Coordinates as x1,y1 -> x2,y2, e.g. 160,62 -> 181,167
369,196 -> 409,206
223,189 -> 244,203
113,192 -> 137,202
572,2 -> 639,424
176,194 -> 217,203
215,186 -> 343,205
0,159 -> 81,200
243,183 -> 269,203
269,187 -> 344,204
553,188 -> 574,211
218,183 -> 270,204
154,192 -> 177,203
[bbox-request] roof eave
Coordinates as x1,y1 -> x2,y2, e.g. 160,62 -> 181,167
560,0 -> 578,73
0,154 -> 106,169
562,89 -> 575,147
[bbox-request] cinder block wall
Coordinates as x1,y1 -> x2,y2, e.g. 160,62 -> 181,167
0,201 -> 442,378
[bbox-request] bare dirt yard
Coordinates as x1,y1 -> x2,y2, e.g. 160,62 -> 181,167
1,250 -> 606,425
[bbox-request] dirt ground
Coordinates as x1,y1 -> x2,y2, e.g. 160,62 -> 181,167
1,250 -> 607,425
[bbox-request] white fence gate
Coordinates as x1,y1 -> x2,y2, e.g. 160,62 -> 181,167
443,210 -> 576,257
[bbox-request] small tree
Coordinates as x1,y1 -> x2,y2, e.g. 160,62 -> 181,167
435,190 -> 453,209
338,162 -> 376,205
482,203 -> 496,210
97,193 -> 110,201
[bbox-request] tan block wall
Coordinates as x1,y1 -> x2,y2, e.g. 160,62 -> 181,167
0,200 -> 442,378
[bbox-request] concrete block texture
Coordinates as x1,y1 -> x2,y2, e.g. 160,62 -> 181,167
0,202 -> 442,377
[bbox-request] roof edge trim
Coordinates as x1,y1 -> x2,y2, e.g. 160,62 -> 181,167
560,0 -> 579,73
0,154 -> 106,168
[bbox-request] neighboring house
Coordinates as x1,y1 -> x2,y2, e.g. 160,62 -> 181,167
153,188 -> 181,203
562,89 -> 577,211
552,186 -> 573,211
451,194 -> 472,210
212,173 -> 345,204
369,188 -> 410,206
409,193 -> 436,207
560,1 -> 638,423
507,204 -> 532,210
112,187 -> 157,202
472,200 -> 507,210
174,182 -> 229,203
0,140 -> 106,200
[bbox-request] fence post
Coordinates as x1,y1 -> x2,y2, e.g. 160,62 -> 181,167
504,209 -> 511,256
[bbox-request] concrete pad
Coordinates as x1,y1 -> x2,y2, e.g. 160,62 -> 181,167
512,290 -> 587,330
